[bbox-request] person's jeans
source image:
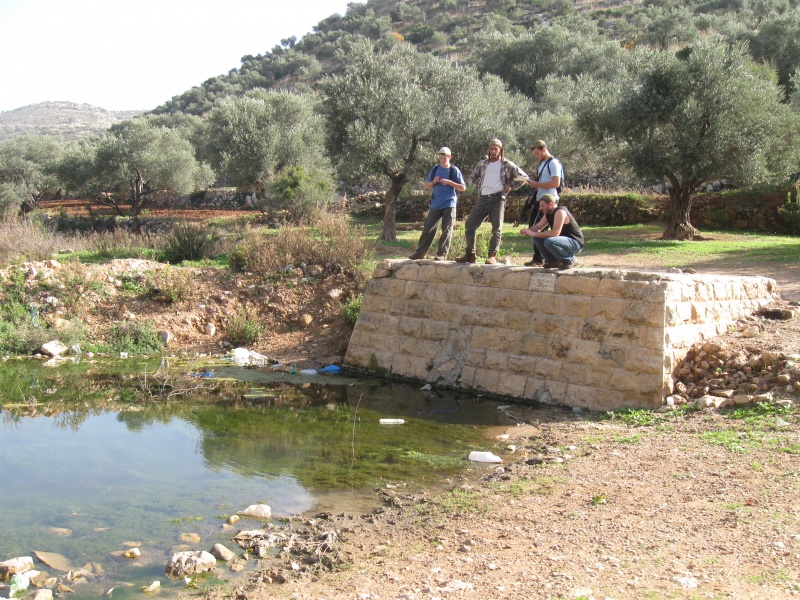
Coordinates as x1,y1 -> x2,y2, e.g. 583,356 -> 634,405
414,206 -> 457,256
464,193 -> 505,254
533,236 -> 583,264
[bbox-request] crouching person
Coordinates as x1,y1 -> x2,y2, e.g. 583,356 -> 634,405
519,193 -> 584,270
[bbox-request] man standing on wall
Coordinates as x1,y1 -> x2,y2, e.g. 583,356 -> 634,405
520,193 -> 584,270
520,140 -> 563,266
409,147 -> 466,260
455,138 -> 528,264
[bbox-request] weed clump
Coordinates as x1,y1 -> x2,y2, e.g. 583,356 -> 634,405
160,222 -> 219,264
106,320 -> 164,354
226,307 -> 264,347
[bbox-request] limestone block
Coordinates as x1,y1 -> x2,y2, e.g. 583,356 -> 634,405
607,369 -> 663,395
403,299 -> 435,319
664,302 -> 694,327
519,334 -> 549,357
416,264 -> 437,282
484,350 -> 509,371
457,366 -> 476,387
464,348 -> 486,367
372,268 -> 392,278
394,262 -> 420,280
596,278 -> 665,302
555,274 -> 600,296
497,373 -> 527,398
445,284 -> 483,306
560,362 -> 588,386
528,273 -> 558,293
390,354 -> 430,380
547,337 -> 573,361
433,266 -> 466,284
559,295 -> 593,319
529,314 -> 565,337
360,294 -> 392,314
523,377 -> 547,400
534,358 -> 564,379
404,280 -> 438,302
420,320 -> 449,340
507,354 -> 538,375
563,339 -> 603,367
505,309 -> 533,330
470,327 -> 522,353
368,278 -> 407,298
501,270 -> 535,290
398,336 -> 438,361
472,368 -> 501,392
460,307 -> 506,328
589,296 -> 628,322
491,287 -> 532,309
397,317 -> 422,337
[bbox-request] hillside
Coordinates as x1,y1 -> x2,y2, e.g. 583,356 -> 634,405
0,101 -> 143,141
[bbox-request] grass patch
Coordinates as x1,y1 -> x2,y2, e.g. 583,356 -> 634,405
339,294 -> 362,325
103,320 -> 164,354
226,307 -> 264,347
603,408 -> 659,427
700,429 -> 764,453
425,487 -> 489,516
492,476 -> 566,497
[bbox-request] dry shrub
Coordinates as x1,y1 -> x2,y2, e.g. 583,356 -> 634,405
0,214 -> 83,263
232,212 -> 376,281
87,229 -> 159,260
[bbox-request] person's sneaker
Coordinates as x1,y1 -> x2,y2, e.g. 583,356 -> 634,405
408,252 -> 426,260
557,261 -> 573,270
434,255 -> 447,261
543,261 -> 564,269
485,254 -> 498,265
524,258 -> 543,267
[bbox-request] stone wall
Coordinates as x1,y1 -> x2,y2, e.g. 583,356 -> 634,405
344,260 -> 777,410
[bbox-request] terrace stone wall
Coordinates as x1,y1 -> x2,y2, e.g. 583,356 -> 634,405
344,260 -> 778,410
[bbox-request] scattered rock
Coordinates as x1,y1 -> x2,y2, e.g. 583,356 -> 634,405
165,551 -> 216,577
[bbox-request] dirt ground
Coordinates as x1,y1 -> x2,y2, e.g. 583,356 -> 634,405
16,206 -> 800,599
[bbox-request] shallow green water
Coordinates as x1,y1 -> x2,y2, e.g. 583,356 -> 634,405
0,357 -> 518,598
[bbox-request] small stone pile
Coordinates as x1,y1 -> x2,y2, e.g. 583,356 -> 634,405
668,333 -> 800,410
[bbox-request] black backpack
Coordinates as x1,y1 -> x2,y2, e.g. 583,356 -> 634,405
540,157 -> 564,194
428,164 -> 457,198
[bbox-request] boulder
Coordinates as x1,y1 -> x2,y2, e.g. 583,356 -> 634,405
210,544 -> 235,562
0,556 -> 34,582
238,504 -> 272,519
39,341 -> 68,357
165,551 -> 216,577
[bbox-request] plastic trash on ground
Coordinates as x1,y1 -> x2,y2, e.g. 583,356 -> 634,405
233,347 -> 249,365
298,369 -> 318,375
379,418 -> 405,425
320,364 -> 341,374
468,451 -> 503,463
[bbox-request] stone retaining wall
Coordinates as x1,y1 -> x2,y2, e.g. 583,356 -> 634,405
344,260 -> 778,410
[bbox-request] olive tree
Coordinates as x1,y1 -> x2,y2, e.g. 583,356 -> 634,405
578,38 -> 800,240
93,120 -> 214,216
0,135 -> 62,214
320,41 -> 530,241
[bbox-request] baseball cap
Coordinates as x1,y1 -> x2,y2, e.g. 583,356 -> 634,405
437,147 -> 451,156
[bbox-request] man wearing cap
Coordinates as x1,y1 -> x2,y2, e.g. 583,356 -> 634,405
520,193 -> 583,270
409,147 -> 466,260
455,138 -> 528,264
520,140 -> 563,266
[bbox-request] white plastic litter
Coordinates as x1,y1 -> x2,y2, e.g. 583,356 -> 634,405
379,419 -> 405,425
468,451 -> 503,463
299,369 -> 318,375
233,347 -> 249,365
496,405 -> 512,410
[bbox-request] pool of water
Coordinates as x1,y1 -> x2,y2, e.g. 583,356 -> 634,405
0,357 -> 523,598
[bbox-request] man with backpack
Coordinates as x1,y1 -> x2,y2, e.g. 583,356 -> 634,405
519,140 -> 564,266
409,147 -> 466,260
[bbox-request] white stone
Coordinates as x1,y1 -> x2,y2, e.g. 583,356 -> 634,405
210,544 -> 235,562
0,556 -> 34,582
205,323 -> 216,336
165,551 -> 216,577
39,340 -> 68,357
238,504 -> 272,519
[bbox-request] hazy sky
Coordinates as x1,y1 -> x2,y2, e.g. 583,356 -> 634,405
0,0 -> 353,113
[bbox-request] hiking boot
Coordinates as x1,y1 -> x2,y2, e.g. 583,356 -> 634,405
455,251 -> 477,263
543,260 -> 564,269
434,255 -> 447,261
557,261 -> 573,270
485,253 -> 498,265
408,251 -> 426,260
524,258 -> 543,267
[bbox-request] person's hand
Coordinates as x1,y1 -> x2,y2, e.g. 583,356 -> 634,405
433,176 -> 440,184
520,228 -> 534,237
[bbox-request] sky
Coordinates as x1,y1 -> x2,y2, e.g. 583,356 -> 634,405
0,0 -> 353,113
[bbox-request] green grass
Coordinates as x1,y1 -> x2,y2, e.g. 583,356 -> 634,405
370,221 -> 800,269
700,429 -> 765,453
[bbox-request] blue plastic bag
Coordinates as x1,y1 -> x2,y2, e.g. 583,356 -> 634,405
320,365 -> 341,374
